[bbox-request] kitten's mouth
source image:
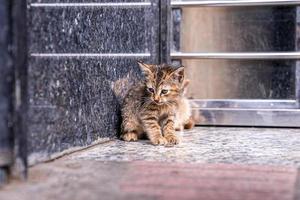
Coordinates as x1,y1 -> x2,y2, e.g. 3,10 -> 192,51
152,101 -> 164,105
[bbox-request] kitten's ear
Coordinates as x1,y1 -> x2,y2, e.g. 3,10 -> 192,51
137,60 -> 153,78
171,66 -> 185,83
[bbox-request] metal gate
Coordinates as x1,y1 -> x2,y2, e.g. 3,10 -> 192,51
0,0 -> 27,184
165,0 -> 300,127
2,0 -> 300,185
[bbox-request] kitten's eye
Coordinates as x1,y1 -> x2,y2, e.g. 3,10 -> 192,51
148,88 -> 154,93
161,89 -> 168,95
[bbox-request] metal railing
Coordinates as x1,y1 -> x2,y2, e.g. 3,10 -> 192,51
30,2 -> 151,8
171,0 -> 300,7
171,52 -> 300,60
171,1 -> 300,60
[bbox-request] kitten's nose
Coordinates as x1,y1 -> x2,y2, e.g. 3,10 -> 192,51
154,97 -> 160,103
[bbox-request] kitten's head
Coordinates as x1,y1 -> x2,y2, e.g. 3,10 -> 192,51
138,61 -> 184,105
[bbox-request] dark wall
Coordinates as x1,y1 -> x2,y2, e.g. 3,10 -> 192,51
0,0 -> 28,183
0,0 -> 13,183
27,0 -> 159,163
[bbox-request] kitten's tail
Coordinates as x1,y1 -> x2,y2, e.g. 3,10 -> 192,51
184,116 -> 195,130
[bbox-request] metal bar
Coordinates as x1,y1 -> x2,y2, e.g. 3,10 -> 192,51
171,0 -> 300,7
12,0 -> 28,179
159,0 -> 171,63
192,109 -> 300,127
296,63 -> 300,108
296,8 -> 300,108
194,107 -> 300,111
30,2 -> 151,8
0,0 -> 13,185
190,99 -> 298,109
148,0 -> 160,63
30,53 -> 151,58
171,52 -> 300,60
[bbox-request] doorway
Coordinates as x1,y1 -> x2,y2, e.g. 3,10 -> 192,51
168,0 -> 300,127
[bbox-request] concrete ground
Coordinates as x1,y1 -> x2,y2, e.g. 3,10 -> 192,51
1,127 -> 300,200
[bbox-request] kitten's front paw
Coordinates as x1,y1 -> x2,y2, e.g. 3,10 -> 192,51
165,134 -> 180,145
121,132 -> 138,142
150,135 -> 167,146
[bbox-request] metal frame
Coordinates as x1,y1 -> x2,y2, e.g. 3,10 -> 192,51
192,108 -> 300,127
171,52 -> 300,60
0,0 -> 13,185
30,53 -> 151,58
297,63 -> 300,108
159,0 -> 172,63
169,0 -> 300,127
190,99 -> 298,109
171,0 -> 300,7
30,2 -> 152,8
12,0 -> 28,179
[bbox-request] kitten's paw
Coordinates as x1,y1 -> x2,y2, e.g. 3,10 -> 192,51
121,132 -> 138,142
165,134 -> 180,145
150,135 -> 167,146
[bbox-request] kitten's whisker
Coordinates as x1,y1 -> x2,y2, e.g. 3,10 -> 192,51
165,102 -> 173,108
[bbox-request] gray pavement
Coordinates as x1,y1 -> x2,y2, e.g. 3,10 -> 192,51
1,127 -> 300,200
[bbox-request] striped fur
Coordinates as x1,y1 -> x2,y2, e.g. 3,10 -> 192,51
121,61 -> 191,145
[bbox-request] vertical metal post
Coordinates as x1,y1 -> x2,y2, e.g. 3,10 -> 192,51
148,0 -> 160,64
159,0 -> 171,63
0,0 -> 13,185
0,0 -> 28,185
296,8 -> 300,108
12,0 -> 28,179
296,63 -> 300,107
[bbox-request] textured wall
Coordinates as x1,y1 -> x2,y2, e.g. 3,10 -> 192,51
0,1 -> 13,166
0,0 -> 28,183
27,0 -> 159,161
0,0 -> 14,184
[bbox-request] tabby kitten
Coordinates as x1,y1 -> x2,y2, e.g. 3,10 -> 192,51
121,61 -> 185,145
